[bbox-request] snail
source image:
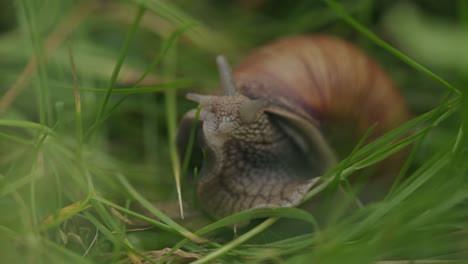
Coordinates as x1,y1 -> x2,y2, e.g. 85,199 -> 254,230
176,35 -> 409,219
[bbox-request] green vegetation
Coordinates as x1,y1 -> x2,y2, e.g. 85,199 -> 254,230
0,0 -> 466,263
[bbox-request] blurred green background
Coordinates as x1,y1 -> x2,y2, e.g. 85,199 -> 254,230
0,0 -> 467,263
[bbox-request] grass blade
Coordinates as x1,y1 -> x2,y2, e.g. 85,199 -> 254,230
78,80 -> 192,94
115,173 -> 207,243
191,218 -> 279,264
323,0 -> 461,95
89,6 -> 146,140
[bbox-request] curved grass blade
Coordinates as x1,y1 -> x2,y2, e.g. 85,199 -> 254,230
162,207 -> 319,263
115,173 -> 207,243
78,80 -> 192,94
84,212 -> 158,264
0,131 -> 33,144
323,0 -> 460,95
0,120 -> 56,136
92,195 -> 173,233
191,218 -> 279,264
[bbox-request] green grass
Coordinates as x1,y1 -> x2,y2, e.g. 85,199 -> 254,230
0,0 -> 467,263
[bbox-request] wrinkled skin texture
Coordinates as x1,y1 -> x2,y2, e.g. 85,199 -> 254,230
189,94 -> 322,218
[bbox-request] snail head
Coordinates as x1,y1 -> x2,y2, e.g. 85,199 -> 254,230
186,55 -> 271,149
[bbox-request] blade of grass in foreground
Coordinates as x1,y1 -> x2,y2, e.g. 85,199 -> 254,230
92,195 -> 173,232
323,0 -> 461,95
161,207 -> 319,262
343,150 -> 451,244
344,97 -> 459,166
77,80 -> 192,94
163,38 -> 185,219
115,173 -> 207,243
37,201 -> 91,230
191,218 -> 279,264
84,212 -> 158,264
0,119 -> 57,135
0,131 -> 33,144
330,123 -> 377,188
302,96 -> 459,203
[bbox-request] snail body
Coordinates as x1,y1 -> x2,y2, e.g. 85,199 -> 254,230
177,35 -> 409,218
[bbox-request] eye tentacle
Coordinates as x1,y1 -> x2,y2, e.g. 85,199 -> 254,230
186,93 -> 213,105
216,55 -> 237,96
239,99 -> 268,124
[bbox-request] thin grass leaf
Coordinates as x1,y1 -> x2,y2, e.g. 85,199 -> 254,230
241,233 -> 315,252
0,131 -> 33,144
42,238 -> 96,264
162,207 -> 318,262
46,158 -> 64,218
29,123 -> 58,225
452,125 -> 464,154
37,201 -> 91,230
347,151 -> 450,242
18,0 -> 52,126
0,119 -> 56,135
461,84 -> 468,150
67,41 -> 83,158
324,0 -> 461,95
200,207 -> 319,234
90,6 -> 146,140
386,130 -> 429,199
192,166 -> 199,209
181,105 -> 201,181
36,168 -> 94,231
191,218 -> 279,264
330,123 -> 377,187
91,198 -> 122,232
115,173 -> 207,243
83,212 -> 158,264
0,173 -> 34,198
346,117 -> 428,163
78,80 -> 192,94
407,190 -> 468,229
162,38 -> 186,219
92,195 -> 173,233
350,98 -> 459,163
352,129 -> 426,170
132,23 -> 195,87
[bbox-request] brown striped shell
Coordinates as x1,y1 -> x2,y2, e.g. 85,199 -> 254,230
176,35 -> 409,218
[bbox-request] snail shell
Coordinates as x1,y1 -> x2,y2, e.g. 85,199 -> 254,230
177,35 -> 409,218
